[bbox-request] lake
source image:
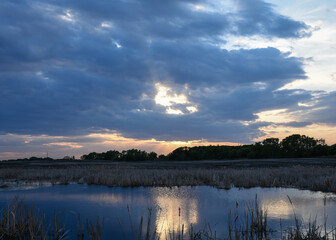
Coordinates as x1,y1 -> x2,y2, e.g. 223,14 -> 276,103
1,184 -> 335,239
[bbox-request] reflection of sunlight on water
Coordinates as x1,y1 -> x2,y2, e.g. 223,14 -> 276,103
150,187 -> 198,236
261,198 -> 293,219
2,184 -> 336,236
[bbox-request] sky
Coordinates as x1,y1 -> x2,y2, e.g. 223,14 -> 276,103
0,0 -> 336,159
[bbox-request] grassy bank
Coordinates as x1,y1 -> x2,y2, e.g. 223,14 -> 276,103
0,164 -> 336,193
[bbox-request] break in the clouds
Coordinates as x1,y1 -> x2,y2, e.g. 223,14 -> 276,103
0,0 -> 335,158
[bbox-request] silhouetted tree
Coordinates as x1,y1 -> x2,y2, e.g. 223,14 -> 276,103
260,138 -> 280,158
121,149 -> 153,161
331,144 -> 336,155
280,134 -> 317,157
103,150 -> 121,160
148,152 -> 157,161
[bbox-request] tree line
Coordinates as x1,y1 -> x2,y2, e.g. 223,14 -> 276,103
81,149 -> 159,161
80,134 -> 336,161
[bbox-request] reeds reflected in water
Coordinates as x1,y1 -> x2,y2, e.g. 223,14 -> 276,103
2,196 -> 336,240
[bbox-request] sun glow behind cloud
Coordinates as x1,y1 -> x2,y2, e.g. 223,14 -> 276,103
154,83 -> 198,115
155,84 -> 188,107
166,108 -> 184,115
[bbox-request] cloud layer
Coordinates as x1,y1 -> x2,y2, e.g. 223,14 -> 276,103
0,0 -> 334,158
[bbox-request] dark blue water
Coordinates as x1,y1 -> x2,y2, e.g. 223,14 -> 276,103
1,184 -> 335,239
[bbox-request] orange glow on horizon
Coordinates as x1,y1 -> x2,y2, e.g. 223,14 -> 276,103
87,132 -> 239,155
255,123 -> 336,145
43,142 -> 83,149
1,122 -> 335,160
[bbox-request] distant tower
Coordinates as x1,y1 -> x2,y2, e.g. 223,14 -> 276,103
47,152 -> 48,158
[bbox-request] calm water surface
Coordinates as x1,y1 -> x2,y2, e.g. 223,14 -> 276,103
1,184 -> 336,239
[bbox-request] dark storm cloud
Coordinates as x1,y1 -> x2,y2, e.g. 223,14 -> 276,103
105,111 -> 270,142
39,0 -> 310,39
0,0 -> 316,143
234,0 -> 310,38
193,88 -> 312,122
0,68 -> 153,136
149,44 -> 306,89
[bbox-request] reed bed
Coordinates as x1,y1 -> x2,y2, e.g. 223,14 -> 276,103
0,197 -> 67,240
0,165 -> 336,193
0,197 -> 104,240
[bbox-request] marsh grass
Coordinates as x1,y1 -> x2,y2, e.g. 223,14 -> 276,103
76,215 -> 104,240
0,197 -> 105,240
280,196 -> 336,240
0,197 -> 68,240
227,196 -> 271,240
1,166 -> 336,193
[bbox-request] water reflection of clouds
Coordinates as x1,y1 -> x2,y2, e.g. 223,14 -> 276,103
0,190 -> 148,207
87,193 -> 148,206
150,187 -> 199,236
2,184 -> 336,235
261,192 -> 335,224
0,181 -> 53,191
